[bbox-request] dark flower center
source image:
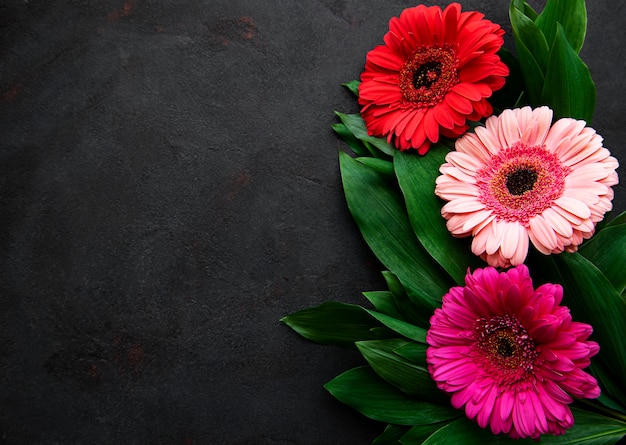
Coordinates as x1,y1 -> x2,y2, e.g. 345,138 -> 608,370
400,44 -> 458,107
506,168 -> 538,196
413,61 -> 442,89
473,315 -> 538,385
495,335 -> 516,357
476,143 -> 570,224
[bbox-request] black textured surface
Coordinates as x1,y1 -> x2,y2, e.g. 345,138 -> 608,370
1,1 -> 624,444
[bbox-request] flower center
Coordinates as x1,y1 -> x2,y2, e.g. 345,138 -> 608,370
400,44 -> 459,107
495,335 -> 516,357
413,61 -> 442,89
506,168 -> 538,196
473,315 -> 538,386
477,143 -> 570,225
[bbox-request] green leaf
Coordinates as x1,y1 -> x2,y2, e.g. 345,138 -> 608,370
342,80 -> 360,97
399,422 -> 450,445
357,339 -> 446,403
357,157 -> 394,177
422,412 -> 626,444
511,0 -> 538,21
332,122 -> 370,157
539,408 -> 626,444
380,271 -> 431,326
280,301 -> 387,348
324,366 -> 459,426
589,361 -> 626,412
394,147 -> 482,285
529,253 -> 626,402
336,112 -> 395,157
509,1 -> 549,105
579,224 -> 626,294
340,152 -> 452,325
373,424 -> 410,445
535,0 -> 587,53
393,342 -> 428,368
541,24 -> 596,123
365,310 -> 428,343
422,417 -> 533,444
363,291 -> 405,320
607,210 -> 626,228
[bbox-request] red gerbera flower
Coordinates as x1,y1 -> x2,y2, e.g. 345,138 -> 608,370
358,3 -> 508,154
426,265 -> 600,439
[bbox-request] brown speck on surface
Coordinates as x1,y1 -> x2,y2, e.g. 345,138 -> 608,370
112,333 -> 146,374
226,172 -> 251,202
106,0 -> 139,23
0,82 -> 24,102
212,16 -> 258,46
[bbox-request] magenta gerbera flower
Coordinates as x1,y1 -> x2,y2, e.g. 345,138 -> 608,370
426,265 -> 600,439
358,3 -> 508,154
435,106 -> 619,268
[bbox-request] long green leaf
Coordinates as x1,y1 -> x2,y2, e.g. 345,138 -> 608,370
421,417 -> 532,444
394,147 -> 482,285
511,0 -> 538,21
336,112 -> 395,157
541,24 -> 596,123
607,210 -> 626,228
324,366 -> 459,426
589,361 -> 626,413
373,424 -> 410,445
509,1 -> 549,105
382,271 -> 428,326
535,0 -> 587,53
399,422 -> 449,444
421,408 -> 626,444
280,301 -> 388,348
340,152 -> 452,324
529,253 -> 626,400
357,339 -> 446,403
357,157 -> 394,178
363,291 -> 405,321
579,224 -> 626,294
540,408 -> 626,444
365,310 -> 428,343
393,342 -> 428,368
332,122 -> 370,157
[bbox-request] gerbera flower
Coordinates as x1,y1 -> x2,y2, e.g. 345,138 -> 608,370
358,3 -> 508,154
426,265 -> 600,439
435,106 -> 619,268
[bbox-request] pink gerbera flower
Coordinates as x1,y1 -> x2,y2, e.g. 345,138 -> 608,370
426,265 -> 600,439
358,3 -> 508,154
435,106 -> 619,268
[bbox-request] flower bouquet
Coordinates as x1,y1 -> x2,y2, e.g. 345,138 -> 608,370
282,0 -> 625,443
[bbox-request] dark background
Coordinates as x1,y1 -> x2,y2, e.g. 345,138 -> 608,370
1,0 -> 624,443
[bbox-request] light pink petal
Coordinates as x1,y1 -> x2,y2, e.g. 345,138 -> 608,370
553,196 -> 591,219
500,108 -> 521,147
462,209 -> 495,233
442,197 -> 486,213
474,124 -> 503,155
500,221 -> 524,261
456,132 -> 493,163
528,214 -> 558,252
541,207 -> 574,238
485,219 -> 505,255
544,118 -> 586,151
521,106 -> 553,146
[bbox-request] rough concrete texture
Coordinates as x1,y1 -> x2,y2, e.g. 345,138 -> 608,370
1,0 -> 624,443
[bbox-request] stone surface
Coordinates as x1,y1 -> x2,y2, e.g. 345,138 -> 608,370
0,0 -> 624,443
